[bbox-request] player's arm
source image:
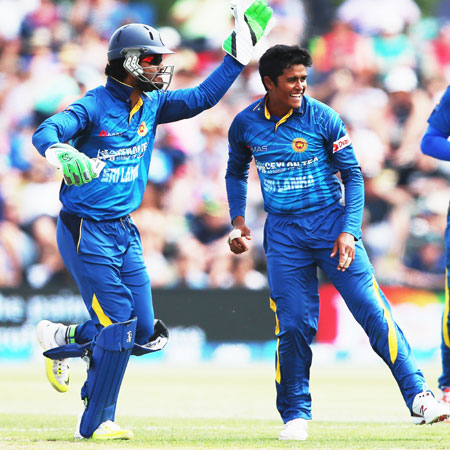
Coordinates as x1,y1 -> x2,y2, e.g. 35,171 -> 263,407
421,125 -> 450,161
225,117 -> 253,254
421,86 -> 450,162
32,99 -> 104,186
328,116 -> 364,240
157,0 -> 273,123
328,115 -> 364,271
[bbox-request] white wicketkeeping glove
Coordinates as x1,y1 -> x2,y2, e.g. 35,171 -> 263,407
45,143 -> 105,186
223,0 -> 274,65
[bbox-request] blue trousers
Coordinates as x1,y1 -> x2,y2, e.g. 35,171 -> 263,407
57,211 -> 154,345
264,202 -> 426,422
439,204 -> 450,389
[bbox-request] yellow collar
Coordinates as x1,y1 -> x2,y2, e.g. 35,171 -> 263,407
264,96 -> 293,131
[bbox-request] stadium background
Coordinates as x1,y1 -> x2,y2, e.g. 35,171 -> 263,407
0,0 -> 449,367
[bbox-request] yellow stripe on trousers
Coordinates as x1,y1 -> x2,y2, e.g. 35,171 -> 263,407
443,268 -> 450,348
92,294 -> 112,327
373,275 -> 398,364
269,297 -> 281,384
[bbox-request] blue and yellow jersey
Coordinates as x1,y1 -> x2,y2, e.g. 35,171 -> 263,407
226,94 -> 364,238
32,55 -> 243,220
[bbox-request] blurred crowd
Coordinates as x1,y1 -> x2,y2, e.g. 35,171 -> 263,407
0,0 -> 449,291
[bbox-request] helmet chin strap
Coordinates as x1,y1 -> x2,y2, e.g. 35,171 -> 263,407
122,48 -> 173,92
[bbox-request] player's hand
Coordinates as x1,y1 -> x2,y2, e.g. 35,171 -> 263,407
45,143 -> 104,186
330,232 -> 355,271
223,0 -> 274,65
228,216 -> 252,254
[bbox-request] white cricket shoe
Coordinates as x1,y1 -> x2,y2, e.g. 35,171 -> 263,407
36,320 -> 70,393
74,418 -> 133,440
279,418 -> 308,440
439,387 -> 450,422
411,390 -> 450,424
439,387 -> 450,405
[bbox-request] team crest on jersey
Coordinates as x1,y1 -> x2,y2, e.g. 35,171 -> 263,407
292,137 -> 308,153
333,134 -> 351,153
138,121 -> 148,137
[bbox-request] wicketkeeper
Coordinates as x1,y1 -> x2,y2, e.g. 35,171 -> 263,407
33,0 -> 273,440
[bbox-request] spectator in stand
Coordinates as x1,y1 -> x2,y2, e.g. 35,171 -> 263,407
309,18 -> 373,77
422,22 -> 450,83
371,66 -> 433,168
336,0 -> 420,36
371,17 -> 418,77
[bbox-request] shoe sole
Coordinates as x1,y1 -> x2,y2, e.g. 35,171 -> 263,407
44,357 -> 69,393
37,320 -> 70,393
413,413 -> 450,425
279,436 -> 308,441
92,430 -> 134,440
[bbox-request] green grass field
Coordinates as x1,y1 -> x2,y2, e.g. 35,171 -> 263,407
0,359 -> 449,449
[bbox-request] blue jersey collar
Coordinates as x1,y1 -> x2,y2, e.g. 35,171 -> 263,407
106,76 -> 134,102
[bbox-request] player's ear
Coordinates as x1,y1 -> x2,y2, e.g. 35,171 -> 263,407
263,75 -> 274,91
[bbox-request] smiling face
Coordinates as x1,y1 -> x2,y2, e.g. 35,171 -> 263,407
264,64 -> 308,117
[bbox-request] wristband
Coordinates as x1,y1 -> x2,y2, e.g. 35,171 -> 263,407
228,228 -> 242,244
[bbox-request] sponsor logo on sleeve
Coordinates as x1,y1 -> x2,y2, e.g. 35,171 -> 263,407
333,134 -> 351,153
292,137 -> 308,153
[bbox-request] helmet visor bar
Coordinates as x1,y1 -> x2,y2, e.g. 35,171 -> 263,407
122,48 -> 174,91
142,65 -> 174,91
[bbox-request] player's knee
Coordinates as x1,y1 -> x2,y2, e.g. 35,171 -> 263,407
281,320 -> 310,339
282,322 -> 298,336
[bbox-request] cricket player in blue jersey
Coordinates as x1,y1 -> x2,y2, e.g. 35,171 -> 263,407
421,85 -> 450,410
32,0 -> 273,440
226,45 -> 450,440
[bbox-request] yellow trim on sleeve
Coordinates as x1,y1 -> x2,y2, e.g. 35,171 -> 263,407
269,297 -> 281,384
92,294 -> 113,327
252,100 -> 263,112
373,275 -> 398,364
129,97 -> 143,123
443,268 -> 450,348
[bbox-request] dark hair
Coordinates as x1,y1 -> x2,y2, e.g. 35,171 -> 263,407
104,58 -> 127,81
259,45 -> 313,91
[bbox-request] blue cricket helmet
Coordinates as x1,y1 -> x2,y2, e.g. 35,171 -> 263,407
107,23 -> 174,61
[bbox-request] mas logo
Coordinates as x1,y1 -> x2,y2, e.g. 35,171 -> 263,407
292,137 -> 308,153
138,121 -> 148,137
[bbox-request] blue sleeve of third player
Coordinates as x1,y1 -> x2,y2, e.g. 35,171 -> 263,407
421,86 -> 450,161
225,117 -> 252,222
157,55 -> 244,123
421,125 -> 450,161
427,86 -> 450,135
